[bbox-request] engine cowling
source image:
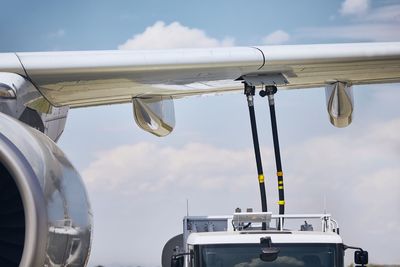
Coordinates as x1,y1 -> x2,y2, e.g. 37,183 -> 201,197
0,112 -> 92,267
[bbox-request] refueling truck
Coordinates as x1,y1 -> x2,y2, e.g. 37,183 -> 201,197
162,83 -> 369,267
162,212 -> 368,267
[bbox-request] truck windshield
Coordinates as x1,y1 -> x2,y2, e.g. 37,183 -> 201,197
197,243 -> 343,267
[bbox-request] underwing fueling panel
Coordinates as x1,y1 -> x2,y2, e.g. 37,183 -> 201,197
325,82 -> 354,128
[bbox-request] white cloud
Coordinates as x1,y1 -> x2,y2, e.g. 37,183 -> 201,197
118,21 -> 235,50
340,0 -> 370,16
262,30 -> 290,45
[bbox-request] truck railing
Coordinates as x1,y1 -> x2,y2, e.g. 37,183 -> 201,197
270,213 -> 339,233
184,212 -> 340,240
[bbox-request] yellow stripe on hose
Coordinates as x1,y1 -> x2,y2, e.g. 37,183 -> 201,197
277,171 -> 283,176
258,174 -> 265,183
278,200 -> 285,205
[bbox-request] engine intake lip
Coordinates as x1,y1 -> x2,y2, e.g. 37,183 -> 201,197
0,133 -> 48,267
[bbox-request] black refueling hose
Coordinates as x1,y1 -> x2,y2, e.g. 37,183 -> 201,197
260,86 -> 285,218
244,83 -> 268,230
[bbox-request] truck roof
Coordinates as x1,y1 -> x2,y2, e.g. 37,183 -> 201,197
186,230 -> 343,245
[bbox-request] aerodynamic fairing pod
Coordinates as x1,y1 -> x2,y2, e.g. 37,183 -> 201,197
132,96 -> 175,137
325,81 -> 354,127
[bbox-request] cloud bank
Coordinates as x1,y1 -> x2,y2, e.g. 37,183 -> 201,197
84,142 -> 256,194
83,119 -> 400,265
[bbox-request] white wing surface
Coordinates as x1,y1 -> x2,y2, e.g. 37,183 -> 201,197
1,42 -> 399,108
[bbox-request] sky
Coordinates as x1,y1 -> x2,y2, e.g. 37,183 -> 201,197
1,0 -> 400,266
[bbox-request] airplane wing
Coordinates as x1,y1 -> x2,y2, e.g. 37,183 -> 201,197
1,42 -> 399,107
1,42 -> 400,135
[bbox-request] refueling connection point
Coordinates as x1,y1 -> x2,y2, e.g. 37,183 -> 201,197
260,85 -> 278,105
244,82 -> 256,96
244,83 -> 256,106
259,85 -> 278,97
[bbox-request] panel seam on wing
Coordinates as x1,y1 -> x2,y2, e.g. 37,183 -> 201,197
251,47 -> 266,70
14,53 -> 60,108
14,53 -> 29,78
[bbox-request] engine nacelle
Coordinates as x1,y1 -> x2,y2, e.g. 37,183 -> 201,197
0,113 -> 92,267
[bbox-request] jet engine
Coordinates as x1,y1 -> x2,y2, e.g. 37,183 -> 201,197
0,112 -> 92,267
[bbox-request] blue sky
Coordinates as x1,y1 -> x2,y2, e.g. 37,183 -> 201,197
0,0 -> 333,50
2,0 -> 395,52
1,0 -> 400,266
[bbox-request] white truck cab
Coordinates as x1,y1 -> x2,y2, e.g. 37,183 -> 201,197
162,212 -> 368,267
